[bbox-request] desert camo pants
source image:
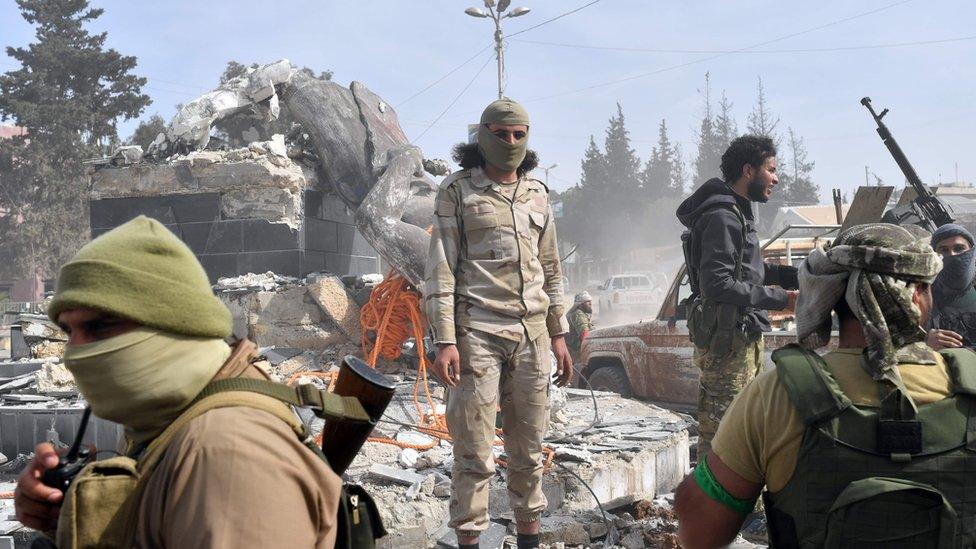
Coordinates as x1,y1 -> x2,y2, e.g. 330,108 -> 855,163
446,327 -> 551,535
694,334 -> 764,460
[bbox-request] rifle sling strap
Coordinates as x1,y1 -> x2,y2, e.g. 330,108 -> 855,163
193,378 -> 372,423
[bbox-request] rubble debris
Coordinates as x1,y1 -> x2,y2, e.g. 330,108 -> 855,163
111,145 -> 143,166
307,274 -> 363,341
155,59 -> 294,154
422,158 -> 450,177
438,521 -> 507,549
539,516 -> 590,546
216,272 -> 299,292
33,362 -> 76,395
368,463 -> 425,486
217,277 -> 344,350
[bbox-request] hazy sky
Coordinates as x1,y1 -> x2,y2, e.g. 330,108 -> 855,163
2,0 -> 974,201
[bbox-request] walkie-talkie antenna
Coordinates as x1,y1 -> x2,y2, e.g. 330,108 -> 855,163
65,407 -> 92,461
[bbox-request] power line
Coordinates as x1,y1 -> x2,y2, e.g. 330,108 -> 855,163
413,53 -> 494,142
396,43 -> 493,108
512,34 -> 976,54
520,0 -> 916,103
506,0 -> 605,38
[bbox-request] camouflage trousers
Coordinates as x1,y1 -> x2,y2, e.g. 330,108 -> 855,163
694,334 -> 764,460
446,327 -> 551,535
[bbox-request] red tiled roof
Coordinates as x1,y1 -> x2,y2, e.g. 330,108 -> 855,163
0,125 -> 26,139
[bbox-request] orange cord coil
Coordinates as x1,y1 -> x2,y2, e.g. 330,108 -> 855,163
301,270 -> 553,468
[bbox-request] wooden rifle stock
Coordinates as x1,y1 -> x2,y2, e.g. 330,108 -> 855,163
320,356 -> 396,475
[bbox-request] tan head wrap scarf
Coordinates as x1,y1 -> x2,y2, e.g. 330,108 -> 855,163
796,223 -> 942,388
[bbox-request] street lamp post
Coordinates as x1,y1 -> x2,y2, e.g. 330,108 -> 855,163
465,1 -> 531,99
542,163 -> 558,188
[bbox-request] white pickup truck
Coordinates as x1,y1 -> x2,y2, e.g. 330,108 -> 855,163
595,273 -> 661,313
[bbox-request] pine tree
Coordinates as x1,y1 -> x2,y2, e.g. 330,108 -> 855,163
780,127 -> 820,205
642,119 -> 684,200
746,77 -> 780,146
601,104 -> 643,254
0,0 -> 149,280
560,136 -> 607,255
671,143 -> 688,196
715,90 -> 738,153
603,103 -> 641,196
693,73 -> 724,186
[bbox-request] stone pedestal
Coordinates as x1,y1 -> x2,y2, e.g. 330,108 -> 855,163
88,145 -> 381,282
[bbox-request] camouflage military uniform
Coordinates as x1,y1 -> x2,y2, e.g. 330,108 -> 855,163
565,306 -> 593,362
695,336 -> 764,459
424,167 -> 568,535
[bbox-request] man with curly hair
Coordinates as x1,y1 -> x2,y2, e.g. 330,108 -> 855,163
675,135 -> 799,459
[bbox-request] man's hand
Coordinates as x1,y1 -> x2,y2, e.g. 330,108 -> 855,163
432,344 -> 461,387
927,328 -> 964,350
551,335 -> 573,387
14,443 -> 64,531
784,290 -> 799,313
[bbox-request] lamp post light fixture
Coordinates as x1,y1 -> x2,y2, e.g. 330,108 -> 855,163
542,163 -> 558,188
465,0 -> 531,99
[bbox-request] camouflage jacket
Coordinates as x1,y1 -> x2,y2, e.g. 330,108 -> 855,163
424,167 -> 569,344
565,306 -> 593,353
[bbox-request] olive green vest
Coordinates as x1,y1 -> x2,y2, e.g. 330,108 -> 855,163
765,344 -> 976,549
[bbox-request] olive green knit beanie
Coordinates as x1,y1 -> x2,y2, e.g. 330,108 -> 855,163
48,216 -> 232,338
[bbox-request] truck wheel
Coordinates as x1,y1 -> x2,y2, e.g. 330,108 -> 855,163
587,365 -> 633,398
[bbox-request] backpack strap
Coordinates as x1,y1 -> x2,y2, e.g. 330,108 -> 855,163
772,344 -> 852,425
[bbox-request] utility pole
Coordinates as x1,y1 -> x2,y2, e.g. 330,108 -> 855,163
465,1 -> 531,99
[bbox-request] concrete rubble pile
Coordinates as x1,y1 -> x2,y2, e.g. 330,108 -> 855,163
334,377 -> 695,548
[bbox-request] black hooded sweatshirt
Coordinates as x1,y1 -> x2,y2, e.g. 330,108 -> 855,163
676,178 -> 797,334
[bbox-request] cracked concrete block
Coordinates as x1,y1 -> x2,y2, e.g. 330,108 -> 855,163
29,340 -> 64,360
218,286 -> 344,349
34,363 -> 76,394
220,186 -> 300,225
368,463 -> 424,486
539,516 -> 589,546
437,521 -> 506,549
306,275 -> 362,342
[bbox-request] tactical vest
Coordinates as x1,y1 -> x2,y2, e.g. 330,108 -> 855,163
50,378 -> 386,549
682,203 -> 750,355
765,344 -> 976,548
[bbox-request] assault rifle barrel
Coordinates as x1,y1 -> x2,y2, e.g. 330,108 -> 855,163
860,96 -> 954,228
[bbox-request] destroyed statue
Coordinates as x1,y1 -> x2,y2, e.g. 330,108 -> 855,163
146,59 -> 436,291
14,217 -> 386,548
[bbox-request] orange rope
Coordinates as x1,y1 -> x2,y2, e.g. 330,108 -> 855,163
302,270 -> 553,469
0,491 -> 13,499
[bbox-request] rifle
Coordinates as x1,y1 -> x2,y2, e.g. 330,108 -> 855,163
861,97 -> 955,231
319,355 -> 396,475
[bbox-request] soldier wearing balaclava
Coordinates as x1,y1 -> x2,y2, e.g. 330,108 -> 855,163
929,223 -> 976,348
425,99 -> 571,549
14,216 -> 343,547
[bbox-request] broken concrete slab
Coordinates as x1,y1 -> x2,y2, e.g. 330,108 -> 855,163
368,463 -> 425,486
218,283 -> 345,349
33,363 -> 77,395
0,360 -> 48,378
306,274 -> 362,341
437,521 -> 506,549
539,515 -> 590,546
